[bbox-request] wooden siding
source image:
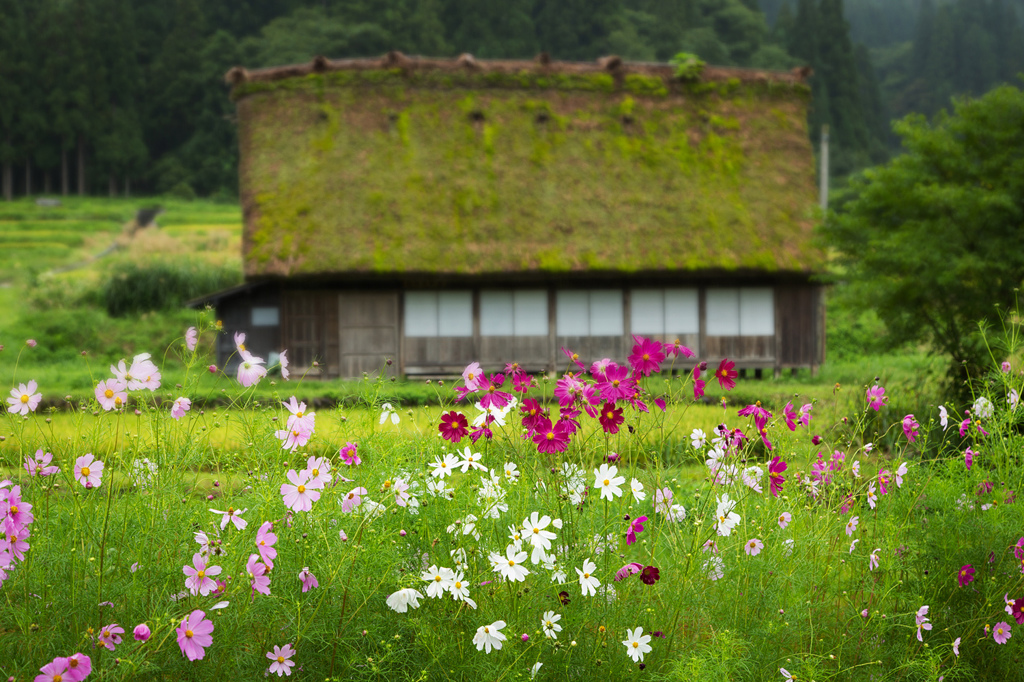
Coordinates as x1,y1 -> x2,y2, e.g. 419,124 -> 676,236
216,289 -> 281,371
281,291 -> 340,377
339,291 -> 399,377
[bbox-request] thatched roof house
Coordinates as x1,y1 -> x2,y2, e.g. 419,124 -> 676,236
200,52 -> 824,378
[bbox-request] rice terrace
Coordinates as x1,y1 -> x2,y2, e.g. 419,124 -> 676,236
4,1 -> 1024,681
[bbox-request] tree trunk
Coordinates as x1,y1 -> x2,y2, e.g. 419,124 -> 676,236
61,147 -> 69,196
77,134 -> 85,196
2,161 -> 10,201
124,176 -> 130,197
44,172 -> 52,194
108,172 -> 116,197
25,158 -> 32,196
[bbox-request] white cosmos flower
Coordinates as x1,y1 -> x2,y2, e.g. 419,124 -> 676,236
473,620 -> 507,653
379,403 -> 400,425
449,572 -> 476,609
576,558 -> 600,597
667,504 -> 687,522
593,463 -> 626,501
429,453 -> 459,478
385,588 -> 423,613
630,478 -> 646,502
715,493 -> 741,536
690,428 -> 707,449
426,478 -> 449,497
541,610 -> 562,639
421,565 -> 455,599
531,662 -> 543,679
496,544 -> 530,582
523,512 -> 556,553
503,462 -> 520,483
622,627 -> 653,662
972,396 -> 993,419
457,447 -> 485,473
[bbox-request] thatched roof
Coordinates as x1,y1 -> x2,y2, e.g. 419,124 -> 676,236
231,53 -> 822,278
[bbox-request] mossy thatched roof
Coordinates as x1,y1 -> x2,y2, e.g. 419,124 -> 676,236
232,54 -> 822,278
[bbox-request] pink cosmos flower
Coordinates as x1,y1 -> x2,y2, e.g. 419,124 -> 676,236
462,362 -> 483,391
303,455 -> 331,488
993,621 -> 1012,645
869,548 -> 880,571
339,442 -> 361,466
653,487 -> 673,514
280,469 -> 320,512
24,449 -> 59,477
256,521 -> 278,567
866,385 -> 886,410
210,507 -> 248,531
1003,361 -> 1012,372
958,564 -> 975,587
439,411 -> 469,443
185,326 -> 198,351
512,372 -> 533,393
234,331 -> 248,356
964,448 -> 975,470
915,605 -> 932,641
628,336 -> 665,377
267,644 -> 296,676
845,516 -> 859,536
475,373 -> 513,410
282,397 -> 315,432
33,657 -> 68,682
65,653 -> 91,681
176,609 -> 214,661
953,637 -> 961,656
393,478 -> 411,507
279,350 -> 290,380
595,363 -> 634,403
693,376 -> 706,400
615,562 -> 644,581
247,553 -> 271,595
799,403 -> 813,427
341,486 -> 368,513
171,396 -> 192,420
134,623 -> 151,641
98,623 -> 124,650
902,415 -> 919,443
237,354 -> 268,387
275,424 -> 311,451
74,454 -> 104,489
95,379 -> 127,411
520,399 -> 545,434
715,358 -> 738,391
298,567 -> 319,592
782,402 -> 798,431
894,462 -> 908,488
744,538 -> 764,556
768,456 -> 787,497
626,516 -> 648,545
778,511 -> 791,529
8,380 -> 42,415
867,483 -> 878,509
561,347 -> 585,370
184,552 -> 222,596
663,339 -> 694,359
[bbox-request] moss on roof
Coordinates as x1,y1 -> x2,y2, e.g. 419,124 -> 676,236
234,56 -> 822,278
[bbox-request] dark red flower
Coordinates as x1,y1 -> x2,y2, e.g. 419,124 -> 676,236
599,402 -> 625,434
558,590 -> 571,605
628,336 -> 665,377
640,565 -> 660,585
1012,598 -> 1024,625
957,564 -> 975,587
438,411 -> 469,443
715,358 -> 738,391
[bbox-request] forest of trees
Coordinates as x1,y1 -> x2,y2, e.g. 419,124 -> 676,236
0,0 -> 1021,199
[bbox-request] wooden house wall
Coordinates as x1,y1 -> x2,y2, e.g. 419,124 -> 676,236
216,282 -> 824,379
216,289 -> 281,371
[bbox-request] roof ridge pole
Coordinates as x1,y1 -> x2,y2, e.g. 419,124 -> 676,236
819,124 -> 829,212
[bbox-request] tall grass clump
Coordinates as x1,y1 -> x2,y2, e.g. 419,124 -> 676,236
2,316 -> 1024,681
102,262 -> 242,317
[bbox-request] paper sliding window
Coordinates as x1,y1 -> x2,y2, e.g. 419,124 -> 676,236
630,289 -> 698,336
705,288 -> 774,336
404,291 -> 473,337
480,290 -> 549,336
556,290 -> 624,336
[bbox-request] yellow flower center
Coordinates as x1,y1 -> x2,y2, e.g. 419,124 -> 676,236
228,507 -> 234,514
643,353 -> 650,361
20,394 -> 29,403
185,629 -> 194,638
546,432 -> 555,441
484,627 -> 490,633
468,372 -> 475,381
52,676 -> 62,682
532,528 -> 539,534
259,540 -> 265,546
571,353 -> 578,361
508,560 -> 515,566
103,389 -> 113,398
383,480 -> 392,489
296,411 -> 303,418
103,630 -> 111,637
455,581 -> 462,589
81,467 -> 91,477
277,656 -> 285,663
311,469 -> 319,477
605,412 -> 614,419
238,343 -> 246,352
612,379 -> 620,387
198,570 -> 205,578
297,485 -> 306,493
603,479 -> 610,486
9,506 -> 17,514
115,397 -> 123,406
632,641 -> 639,648
434,575 -> 442,582
583,572 -> 590,579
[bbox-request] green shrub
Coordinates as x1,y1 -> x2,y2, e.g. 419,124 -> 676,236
102,262 -> 241,316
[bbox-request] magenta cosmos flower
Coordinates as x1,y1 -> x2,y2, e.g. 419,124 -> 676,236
339,441 -> 360,466
74,454 -> 104,488
176,609 -> 214,661
964,447 -> 975,470
715,358 -> 738,391
599,402 -> 625,434
247,554 -> 271,595
768,456 -> 787,497
95,378 -> 127,411
134,623 -> 151,641
532,417 -> 572,454
280,469 -> 320,512
866,385 -> 886,410
65,653 -> 91,681
438,410 -> 469,443
267,643 -> 296,676
626,516 -> 648,545
782,402 -> 798,431
7,380 -> 42,415
183,552 -> 222,596
615,562 -> 643,581
628,336 -> 665,377
640,565 -> 660,585
663,338 -> 694,359
958,564 -> 975,587
33,656 -> 69,682
993,621 -> 1012,645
